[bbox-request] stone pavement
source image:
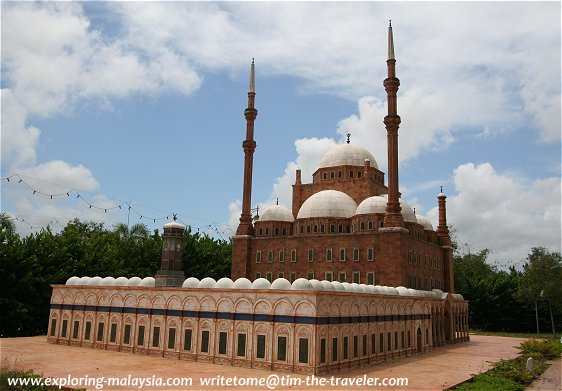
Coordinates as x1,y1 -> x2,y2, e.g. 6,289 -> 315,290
1,335 -> 528,390
527,358 -> 561,391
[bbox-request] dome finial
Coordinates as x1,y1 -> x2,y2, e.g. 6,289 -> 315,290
276,198 -> 279,205
440,186 -> 443,193
346,133 -> 351,144
172,213 -> 177,222
387,21 -> 395,60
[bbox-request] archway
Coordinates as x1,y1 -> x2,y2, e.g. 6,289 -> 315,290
416,327 -> 422,353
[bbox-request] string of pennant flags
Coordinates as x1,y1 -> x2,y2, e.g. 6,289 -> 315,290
1,173 -> 234,239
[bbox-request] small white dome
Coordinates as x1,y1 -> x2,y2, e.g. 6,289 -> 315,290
364,284 -> 376,294
319,144 -> 379,169
259,205 -> 295,222
251,278 -> 271,289
331,281 -> 345,292
114,277 -> 128,286
341,282 -> 353,292
216,277 -> 234,289
127,277 -> 142,286
355,196 -> 387,215
297,190 -> 357,219
163,220 -> 185,229
386,286 -> 400,295
66,276 -> 80,285
308,279 -> 325,291
359,283 -> 369,293
141,277 -> 155,287
182,277 -> 200,288
89,276 -> 103,286
233,278 -> 252,289
78,276 -> 91,285
271,278 -> 292,290
416,215 -> 434,230
453,293 -> 464,301
291,278 -> 313,291
321,280 -> 335,291
199,277 -> 216,288
351,283 -> 365,293
101,277 -> 116,286
379,195 -> 417,223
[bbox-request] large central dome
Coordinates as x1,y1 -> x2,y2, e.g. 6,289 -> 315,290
297,190 -> 357,219
319,144 -> 378,169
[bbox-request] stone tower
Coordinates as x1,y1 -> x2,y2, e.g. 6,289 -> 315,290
155,216 -> 185,287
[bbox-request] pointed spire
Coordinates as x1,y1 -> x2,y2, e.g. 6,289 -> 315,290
387,20 -> 395,61
249,58 -> 255,93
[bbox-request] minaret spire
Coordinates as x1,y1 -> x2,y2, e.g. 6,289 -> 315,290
383,21 -> 404,229
236,59 -> 258,236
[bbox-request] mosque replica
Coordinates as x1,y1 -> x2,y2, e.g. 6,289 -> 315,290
47,24 -> 469,375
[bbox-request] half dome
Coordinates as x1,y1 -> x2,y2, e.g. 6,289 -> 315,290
297,190 -> 357,219
355,196 -> 387,215
416,215 -> 434,230
319,144 -> 378,169
259,205 -> 294,222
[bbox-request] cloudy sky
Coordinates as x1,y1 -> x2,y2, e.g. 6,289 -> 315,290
1,2 -> 560,268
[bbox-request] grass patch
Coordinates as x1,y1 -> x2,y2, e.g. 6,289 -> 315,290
470,330 -> 561,339
449,337 -> 561,391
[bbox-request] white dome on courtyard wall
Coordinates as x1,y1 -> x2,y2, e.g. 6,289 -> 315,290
182,277 -> 200,288
291,278 -> 313,291
141,277 -> 155,287
114,277 -> 128,286
127,277 -> 142,286
233,278 -> 252,289
66,276 -> 79,285
271,278 -> 292,290
251,278 -> 271,289
319,144 -> 379,169
101,277 -> 116,286
259,205 -> 295,222
297,190 -> 357,219
216,277 -> 234,289
199,277 -> 217,288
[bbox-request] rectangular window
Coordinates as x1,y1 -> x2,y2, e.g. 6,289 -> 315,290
201,330 -> 210,353
256,335 -> 266,359
307,272 -> 314,280
61,320 -> 68,338
326,248 -> 333,262
291,250 -> 297,263
380,333 -> 384,354
168,328 -> 176,349
110,323 -> 117,343
219,332 -> 227,355
268,251 -> 273,263
256,251 -> 262,263
353,248 -> 360,261
298,338 -> 309,364
353,271 -> 360,284
255,272 -> 261,279
394,332 -> 398,351
266,272 -> 273,282
387,332 -> 391,352
339,248 -> 346,261
184,329 -> 192,351
85,321 -> 91,341
72,320 -> 80,339
401,331 -> 405,349
50,319 -> 57,337
278,272 -> 284,279
367,272 -> 375,285
308,248 -> 314,262
277,336 -> 287,361
368,247 -> 374,261
152,327 -> 160,348
237,333 -> 246,357
325,271 -> 333,282
96,322 -> 104,342
371,333 -> 376,355
123,324 -> 131,345
330,224 -> 336,233
320,338 -> 326,364
332,337 -> 338,362
368,221 -> 373,230
353,335 -> 358,358
279,250 -> 285,263
363,334 -> 367,357
137,325 -> 145,346
290,272 -> 297,282
408,330 -> 411,348
360,222 -> 365,231
339,272 -> 346,283
343,336 -> 349,360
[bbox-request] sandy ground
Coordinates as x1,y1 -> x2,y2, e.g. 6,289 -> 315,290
1,335 -> 529,390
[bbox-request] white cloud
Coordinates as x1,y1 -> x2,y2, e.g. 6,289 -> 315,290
427,162 -> 561,265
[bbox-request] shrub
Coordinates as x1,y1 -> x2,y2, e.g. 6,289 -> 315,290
519,338 -> 562,360
452,374 -> 524,391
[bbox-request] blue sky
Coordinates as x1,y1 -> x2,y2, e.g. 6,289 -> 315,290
1,2 -> 560,268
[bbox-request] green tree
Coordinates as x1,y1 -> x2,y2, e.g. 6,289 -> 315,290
517,247 -> 562,335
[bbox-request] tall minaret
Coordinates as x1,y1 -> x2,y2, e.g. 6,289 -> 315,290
383,21 -> 405,228
236,59 -> 258,236
437,187 -> 455,293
